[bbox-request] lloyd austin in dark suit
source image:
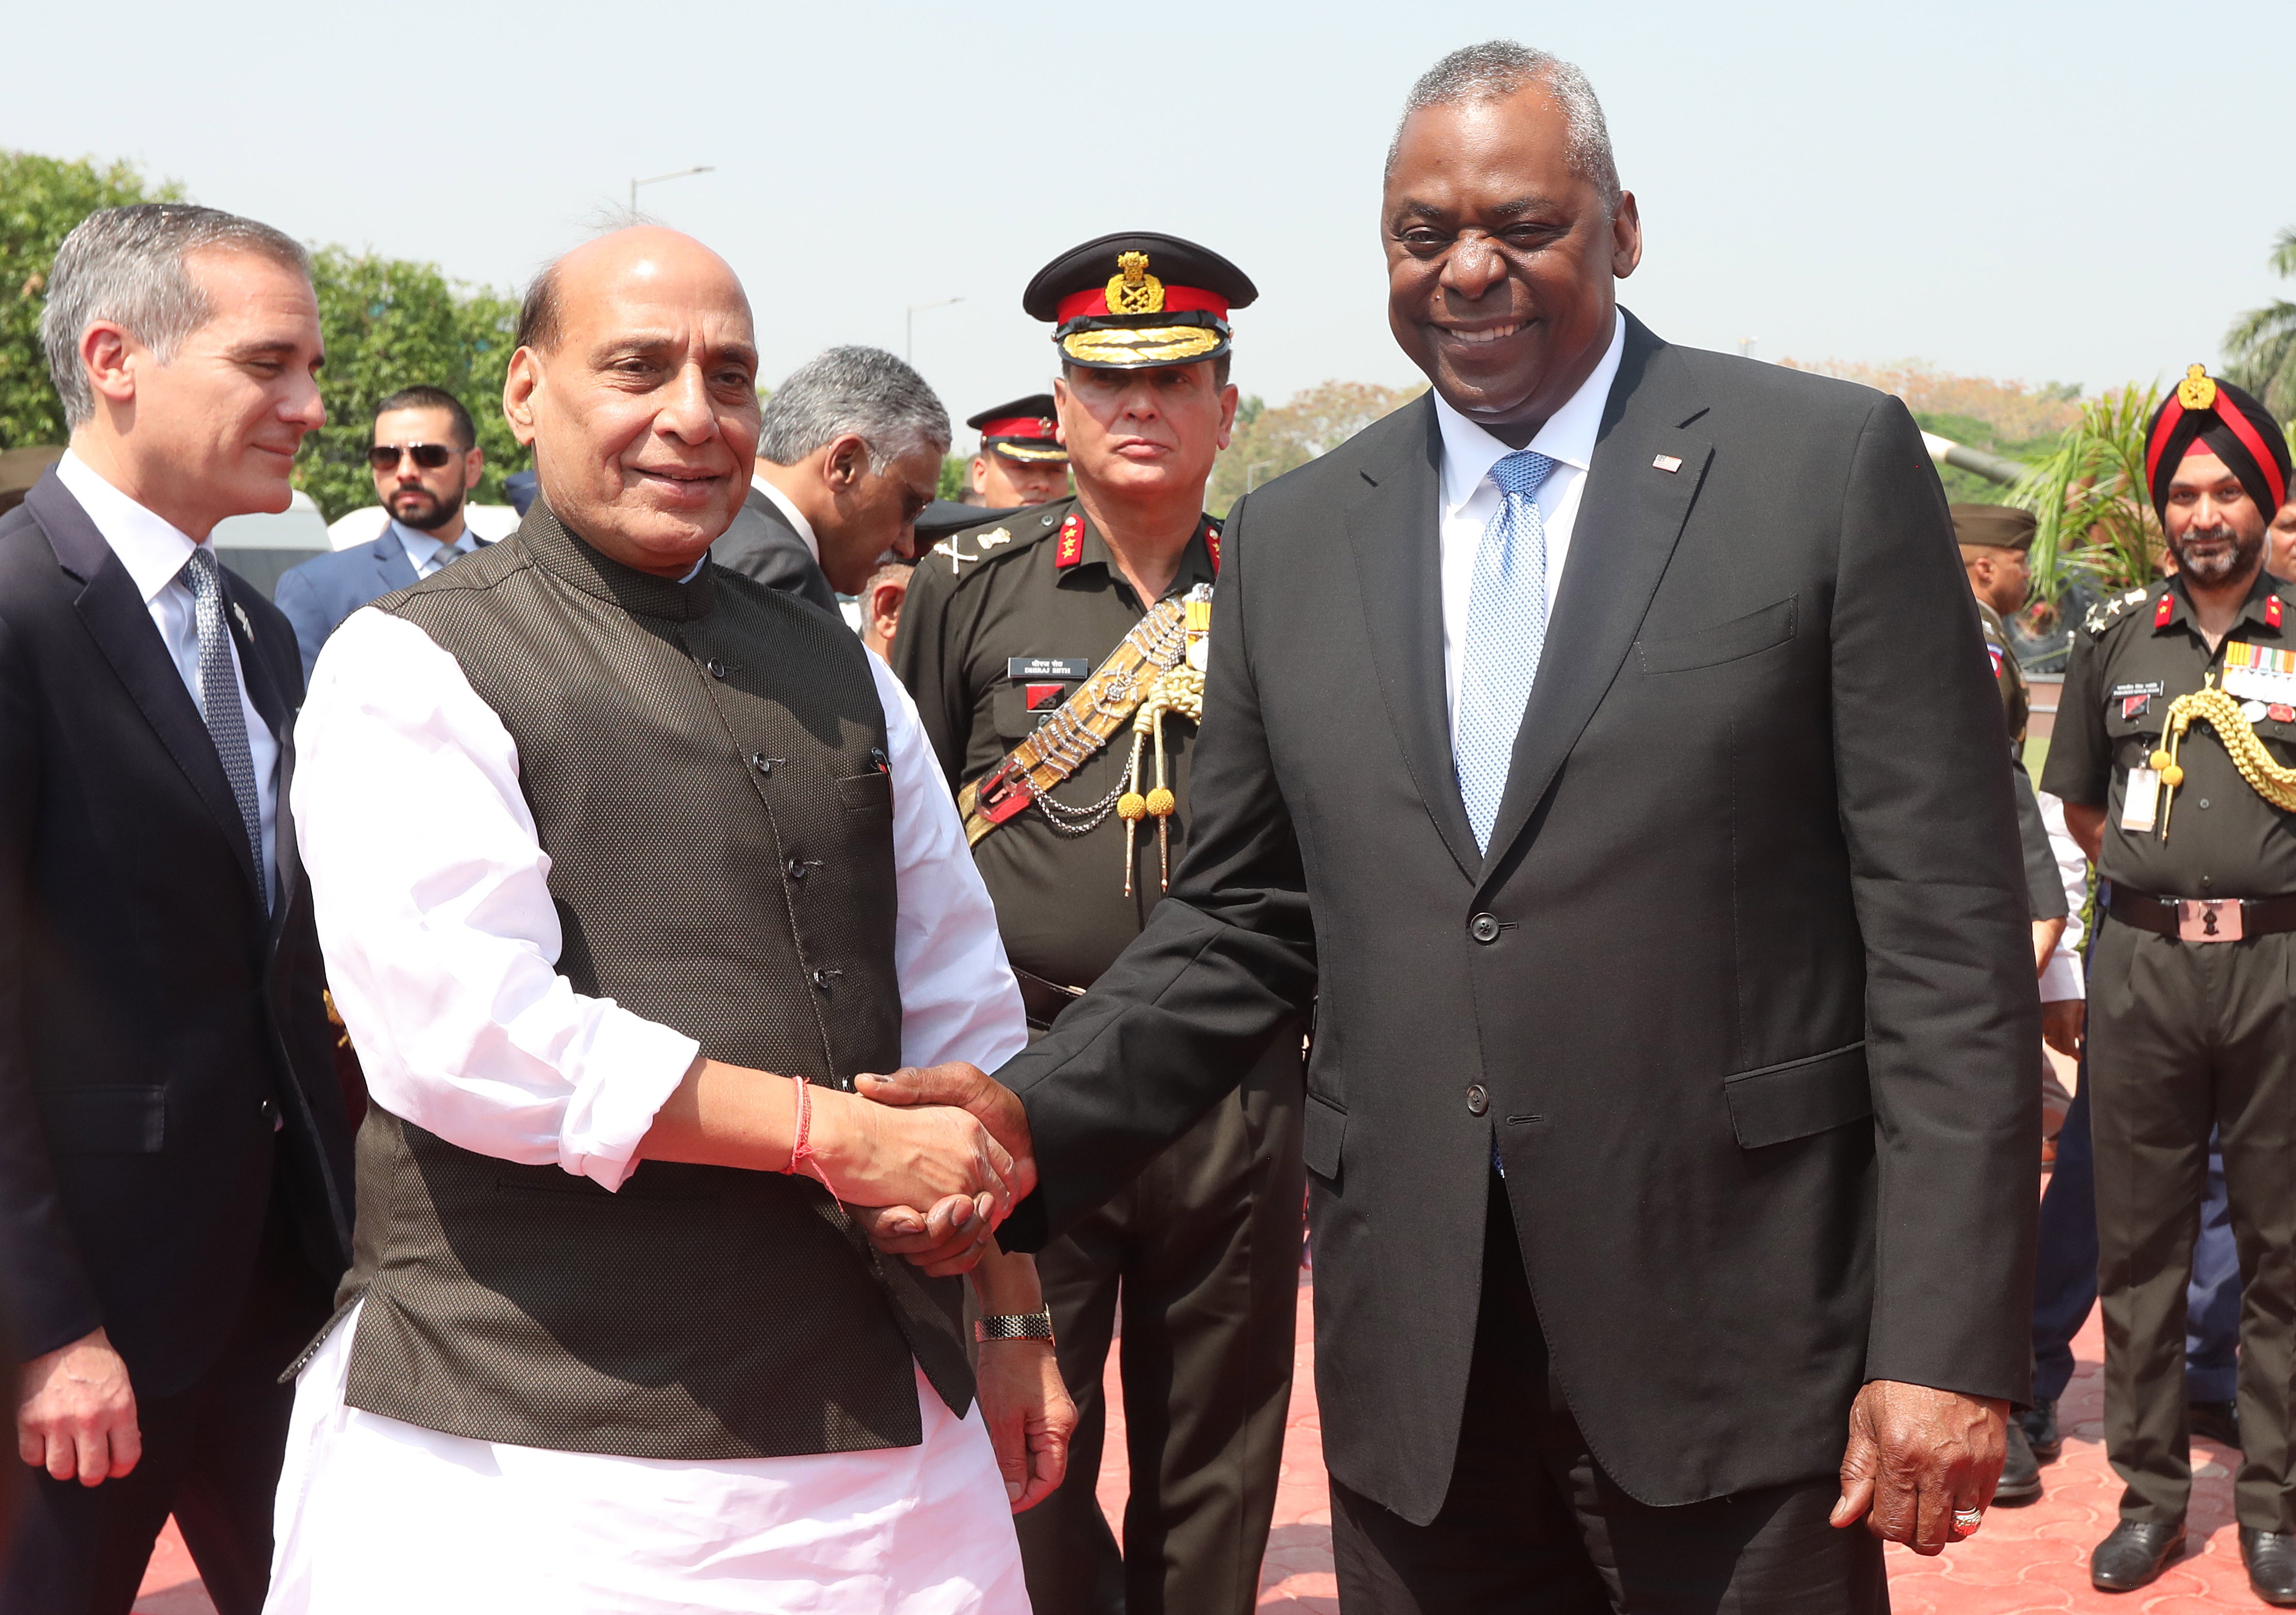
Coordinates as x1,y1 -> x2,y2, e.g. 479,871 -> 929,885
862,39 -> 2039,1611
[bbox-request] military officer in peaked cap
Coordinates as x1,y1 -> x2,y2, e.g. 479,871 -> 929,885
2042,368 -> 2296,1603
887,233 -> 1303,1615
967,394 -> 1073,509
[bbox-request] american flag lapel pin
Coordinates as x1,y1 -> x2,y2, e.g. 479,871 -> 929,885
1652,454 -> 1682,473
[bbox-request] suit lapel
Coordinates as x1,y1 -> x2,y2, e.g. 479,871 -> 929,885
375,527 -> 417,592
1345,397 -> 1482,880
1477,317 -> 1713,880
26,473 -> 265,901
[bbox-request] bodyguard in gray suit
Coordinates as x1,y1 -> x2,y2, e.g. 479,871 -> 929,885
274,386 -> 486,677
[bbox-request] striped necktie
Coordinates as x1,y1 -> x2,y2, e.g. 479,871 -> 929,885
1452,449 -> 1557,854
181,547 -> 268,904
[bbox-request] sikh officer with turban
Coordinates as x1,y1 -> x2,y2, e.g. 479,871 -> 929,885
2043,368 -> 2296,1603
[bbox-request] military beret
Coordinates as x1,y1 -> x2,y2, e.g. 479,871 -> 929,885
1023,232 -> 1257,371
1951,503 -> 2037,551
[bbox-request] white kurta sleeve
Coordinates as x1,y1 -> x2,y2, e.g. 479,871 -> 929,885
292,609 -> 700,1191
2037,791 -> 2088,1003
866,653 -> 1029,1074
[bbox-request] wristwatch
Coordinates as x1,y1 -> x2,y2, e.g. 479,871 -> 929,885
975,1309 -> 1055,1344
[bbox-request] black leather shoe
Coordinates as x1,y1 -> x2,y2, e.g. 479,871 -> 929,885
2242,1529 -> 2296,1606
2091,1520 -> 2185,1591
1995,1419 -> 2042,1504
2191,1398 -> 2242,1450
2022,1399 -> 2063,1464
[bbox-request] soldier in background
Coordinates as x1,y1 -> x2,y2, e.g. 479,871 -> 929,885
892,233 -> 1302,1615
2043,369 -> 2296,1602
965,394 -> 1072,509
1954,503 -> 2066,1509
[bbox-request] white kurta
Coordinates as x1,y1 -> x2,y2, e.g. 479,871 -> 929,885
268,605 -> 1031,1614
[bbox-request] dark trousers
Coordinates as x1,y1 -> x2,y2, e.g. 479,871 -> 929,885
0,1206 -> 331,1615
1331,1179 -> 1886,1615
2032,1078 -> 2241,1404
2089,919 -> 2296,1531
1015,1036 -> 1304,1615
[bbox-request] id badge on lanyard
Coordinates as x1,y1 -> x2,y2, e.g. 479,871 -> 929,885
2121,766 -> 2161,834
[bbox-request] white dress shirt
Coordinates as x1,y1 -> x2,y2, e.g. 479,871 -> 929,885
389,518 -> 478,578
1434,312 -> 1627,733
56,451 -> 280,897
269,605 -> 1031,1612
754,472 -> 824,564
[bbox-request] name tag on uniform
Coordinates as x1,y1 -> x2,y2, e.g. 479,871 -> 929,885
1009,657 -> 1092,681
2122,766 -> 2161,833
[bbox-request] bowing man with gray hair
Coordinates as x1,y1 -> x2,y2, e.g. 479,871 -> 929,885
712,345 -> 951,612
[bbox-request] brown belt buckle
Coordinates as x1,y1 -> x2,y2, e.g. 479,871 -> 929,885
2178,900 -> 2243,942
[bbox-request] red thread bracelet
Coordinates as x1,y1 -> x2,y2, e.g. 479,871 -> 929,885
787,1076 -> 837,1201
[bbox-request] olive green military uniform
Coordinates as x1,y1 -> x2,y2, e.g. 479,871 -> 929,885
1979,597 -> 2070,922
892,496 -> 1305,1615
2042,569 -> 2296,1533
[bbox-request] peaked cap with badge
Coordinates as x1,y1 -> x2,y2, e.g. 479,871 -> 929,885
2146,365 -> 2291,523
1023,231 -> 1258,371
967,395 -> 1069,465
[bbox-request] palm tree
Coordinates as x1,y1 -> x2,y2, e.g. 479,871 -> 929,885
2014,384 -> 2164,604
2225,228 -> 2296,420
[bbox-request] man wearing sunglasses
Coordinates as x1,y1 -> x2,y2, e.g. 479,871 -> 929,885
275,386 -> 486,678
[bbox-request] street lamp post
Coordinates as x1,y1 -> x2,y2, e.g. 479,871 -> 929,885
1246,460 -> 1276,494
906,297 -> 964,363
628,165 -> 715,213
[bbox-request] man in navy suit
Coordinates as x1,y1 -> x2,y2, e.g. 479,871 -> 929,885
274,386 -> 485,678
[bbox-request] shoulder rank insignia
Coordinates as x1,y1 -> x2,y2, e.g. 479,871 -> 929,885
1056,512 -> 1084,569
1202,516 -> 1221,574
932,536 -> 977,574
977,527 -> 1012,549
2155,593 -> 2175,628
2270,595 -> 2285,629
2086,588 -> 2149,636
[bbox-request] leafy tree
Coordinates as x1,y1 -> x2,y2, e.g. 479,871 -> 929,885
2224,228 -> 2296,420
1209,379 -> 1426,516
0,152 -> 175,448
939,453 -> 969,501
295,247 -> 526,521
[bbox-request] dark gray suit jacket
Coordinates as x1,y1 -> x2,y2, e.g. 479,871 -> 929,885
712,484 -> 838,614
996,312 -> 2040,1522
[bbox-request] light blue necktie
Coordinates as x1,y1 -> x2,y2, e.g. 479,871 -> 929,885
182,547 -> 269,906
1453,450 -> 1557,854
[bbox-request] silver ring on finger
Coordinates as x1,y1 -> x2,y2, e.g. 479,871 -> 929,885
1951,1507 -> 1983,1538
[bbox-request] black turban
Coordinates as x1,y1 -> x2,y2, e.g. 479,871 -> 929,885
2145,366 -> 2290,523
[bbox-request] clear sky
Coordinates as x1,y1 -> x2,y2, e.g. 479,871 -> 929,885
5,0 -> 2286,423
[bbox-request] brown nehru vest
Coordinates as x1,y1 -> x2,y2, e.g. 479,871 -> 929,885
328,505 -> 970,1460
